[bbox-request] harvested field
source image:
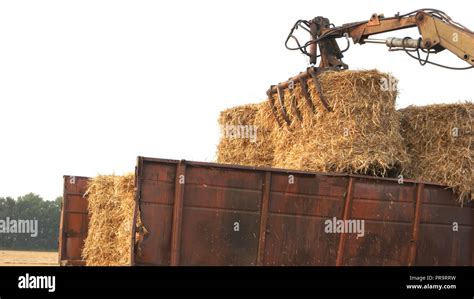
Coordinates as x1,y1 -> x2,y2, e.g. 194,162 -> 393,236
0,250 -> 58,266
400,102 -> 473,201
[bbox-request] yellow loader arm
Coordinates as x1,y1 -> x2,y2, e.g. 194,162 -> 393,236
286,8 -> 474,69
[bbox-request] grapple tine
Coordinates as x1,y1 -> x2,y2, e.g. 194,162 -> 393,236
308,67 -> 332,112
266,86 -> 283,127
298,76 -> 316,113
288,80 -> 303,122
276,84 -> 292,125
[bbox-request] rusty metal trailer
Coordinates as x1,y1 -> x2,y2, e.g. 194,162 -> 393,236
59,156 -> 474,266
59,175 -> 89,266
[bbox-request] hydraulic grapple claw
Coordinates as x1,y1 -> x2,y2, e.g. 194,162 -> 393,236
267,86 -> 283,127
276,84 -> 292,125
267,67 -> 337,126
308,67 -> 332,112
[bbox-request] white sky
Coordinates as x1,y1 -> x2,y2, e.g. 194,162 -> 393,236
0,0 -> 472,200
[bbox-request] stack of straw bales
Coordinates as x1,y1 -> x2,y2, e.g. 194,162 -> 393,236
217,70 -> 409,177
216,70 -> 472,200
400,103 -> 473,201
82,174 -> 138,266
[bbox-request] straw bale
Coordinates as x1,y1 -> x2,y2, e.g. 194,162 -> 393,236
271,70 -> 409,176
216,102 -> 276,167
400,103 -> 473,201
82,174 -> 140,266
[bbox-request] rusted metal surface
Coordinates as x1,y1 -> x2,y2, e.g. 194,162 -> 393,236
266,67 -> 337,125
341,178 -> 415,266
336,177 -> 354,266
266,87 -> 283,127
130,157 -> 143,265
415,186 -> 473,266
276,85 -> 291,125
407,183 -> 424,266
290,93 -> 303,122
256,172 -> 271,265
308,67 -> 332,111
298,77 -> 316,113
269,71 -> 311,93
60,157 -> 473,266
59,175 -> 89,266
132,157 -> 473,266
261,173 -> 345,265
170,160 -> 186,266
266,84 -> 291,126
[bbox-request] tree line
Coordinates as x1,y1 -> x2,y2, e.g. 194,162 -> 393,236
0,193 -> 61,251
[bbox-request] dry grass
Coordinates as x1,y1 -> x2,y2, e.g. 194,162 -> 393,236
217,70 -> 408,176
400,102 -> 473,201
82,174 -> 137,266
0,250 -> 58,266
216,102 -> 276,167
217,70 -> 471,200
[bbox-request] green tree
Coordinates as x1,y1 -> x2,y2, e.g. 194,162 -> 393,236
0,194 -> 61,251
